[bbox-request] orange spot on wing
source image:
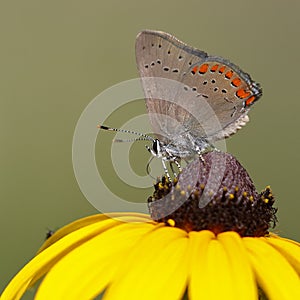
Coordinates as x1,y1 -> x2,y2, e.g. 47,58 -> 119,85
219,66 -> 226,74
225,70 -> 234,79
210,64 -> 219,72
231,78 -> 242,87
236,89 -> 251,99
199,63 -> 209,74
191,65 -> 199,74
245,96 -> 256,106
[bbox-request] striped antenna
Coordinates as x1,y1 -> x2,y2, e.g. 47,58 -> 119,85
97,124 -> 155,141
114,137 -> 154,143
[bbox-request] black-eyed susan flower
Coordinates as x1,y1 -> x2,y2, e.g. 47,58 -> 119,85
1,152 -> 300,300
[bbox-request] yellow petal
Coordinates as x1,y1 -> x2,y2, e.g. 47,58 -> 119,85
31,214 -> 152,286
188,230 -> 215,300
39,213 -> 152,252
104,226 -> 189,300
190,231 -> 250,299
263,235 -> 300,275
35,223 -> 155,299
1,217 -> 142,300
243,237 -> 300,300
218,232 -> 257,299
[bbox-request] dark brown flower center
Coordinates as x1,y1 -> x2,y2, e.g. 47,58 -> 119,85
148,151 -> 277,237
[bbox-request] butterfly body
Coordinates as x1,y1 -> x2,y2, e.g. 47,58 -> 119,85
150,133 -> 211,160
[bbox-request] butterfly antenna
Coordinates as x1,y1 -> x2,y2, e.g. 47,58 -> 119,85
114,137 -> 154,143
98,124 -> 154,141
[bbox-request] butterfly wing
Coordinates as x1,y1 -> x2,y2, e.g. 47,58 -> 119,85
135,30 -> 262,145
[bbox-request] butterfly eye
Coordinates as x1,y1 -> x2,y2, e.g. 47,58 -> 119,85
153,139 -> 161,155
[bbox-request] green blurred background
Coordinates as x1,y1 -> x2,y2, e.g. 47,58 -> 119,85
1,0 -> 300,297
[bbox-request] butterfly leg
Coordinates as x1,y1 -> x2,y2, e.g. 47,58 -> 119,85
174,159 -> 182,173
199,154 -> 205,163
161,158 -> 171,181
170,162 -> 176,178
196,146 -> 205,163
168,158 -> 182,179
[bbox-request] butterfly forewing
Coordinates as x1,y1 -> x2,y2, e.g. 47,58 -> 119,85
135,30 -> 208,143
